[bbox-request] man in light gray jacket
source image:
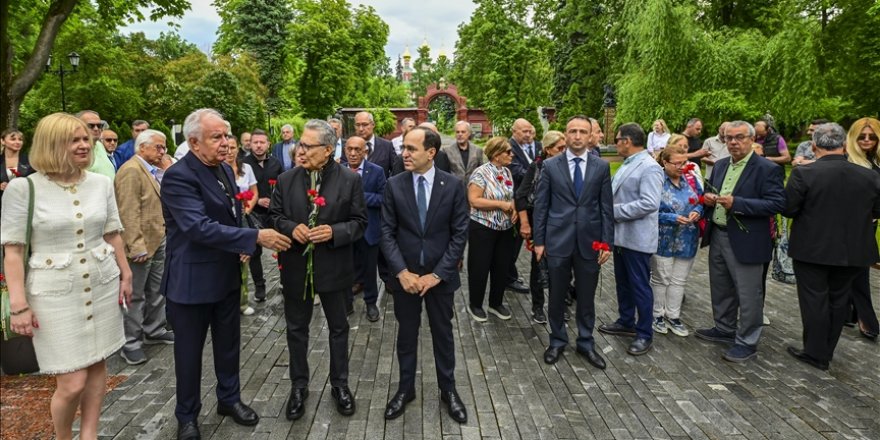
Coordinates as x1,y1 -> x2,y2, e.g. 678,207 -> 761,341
598,122 -> 663,356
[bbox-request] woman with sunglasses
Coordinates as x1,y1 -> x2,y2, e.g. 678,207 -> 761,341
467,136 -> 518,322
515,130 -> 566,324
845,117 -> 880,341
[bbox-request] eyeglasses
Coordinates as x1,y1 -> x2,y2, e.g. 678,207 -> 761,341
725,134 -> 751,143
666,161 -> 688,168
503,149 -> 514,155
86,123 -> 103,129
857,134 -> 879,142
615,137 -> 629,143
299,142 -> 328,150
103,138 -> 118,143
150,144 -> 167,152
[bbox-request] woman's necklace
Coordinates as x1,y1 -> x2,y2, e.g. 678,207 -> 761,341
48,174 -> 85,194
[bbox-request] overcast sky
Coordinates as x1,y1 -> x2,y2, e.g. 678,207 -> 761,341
124,0 -> 476,62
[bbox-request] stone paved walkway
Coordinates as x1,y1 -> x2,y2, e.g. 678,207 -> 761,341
76,247 -> 880,440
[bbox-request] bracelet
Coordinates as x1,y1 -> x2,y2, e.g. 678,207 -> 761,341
10,306 -> 30,316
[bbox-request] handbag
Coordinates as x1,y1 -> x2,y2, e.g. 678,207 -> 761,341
771,216 -> 797,284
1,176 -> 34,340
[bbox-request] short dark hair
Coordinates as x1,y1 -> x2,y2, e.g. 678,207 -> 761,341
251,128 -> 268,139
811,118 -> 829,126
567,115 -> 591,126
686,118 -> 702,127
410,127 -> 441,152
617,123 -> 646,147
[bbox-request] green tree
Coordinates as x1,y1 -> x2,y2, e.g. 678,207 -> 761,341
213,0 -> 293,113
410,44 -> 434,98
1,0 -> 190,130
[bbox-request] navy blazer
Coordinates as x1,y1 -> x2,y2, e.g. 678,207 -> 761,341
380,168 -> 469,293
533,153 -> 614,260
272,141 -> 297,171
701,153 -> 786,264
346,160 -> 386,246
269,160 -> 367,293
508,138 -> 541,187
160,152 -> 259,304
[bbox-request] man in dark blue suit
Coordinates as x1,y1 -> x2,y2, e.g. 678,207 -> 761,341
160,109 -> 292,440
380,127 -> 469,423
696,120 -> 785,363
533,116 -> 613,368
343,136 -> 386,321
506,118 -> 541,293
354,111 -> 395,177
272,124 -> 297,171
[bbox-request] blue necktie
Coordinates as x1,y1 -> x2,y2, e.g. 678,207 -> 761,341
417,176 -> 428,265
573,157 -> 584,198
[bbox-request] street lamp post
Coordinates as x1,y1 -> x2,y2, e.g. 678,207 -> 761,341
45,52 -> 80,112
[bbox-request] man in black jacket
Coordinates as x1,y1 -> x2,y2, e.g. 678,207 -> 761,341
783,122 -> 880,370
268,119 -> 367,420
354,111 -> 395,176
242,129 -> 283,301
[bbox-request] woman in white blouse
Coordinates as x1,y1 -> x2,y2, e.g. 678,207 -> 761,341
2,113 -> 131,440
647,119 -> 671,155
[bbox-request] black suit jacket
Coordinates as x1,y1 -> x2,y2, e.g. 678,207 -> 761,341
700,153 -> 786,264
391,148 -> 451,176
508,138 -> 541,187
242,154 -> 283,218
380,168 -> 469,292
783,155 -> 880,266
367,136 -> 395,177
0,152 -> 35,212
269,160 -> 367,293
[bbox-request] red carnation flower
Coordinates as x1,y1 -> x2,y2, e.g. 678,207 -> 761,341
307,189 -> 318,197
592,241 -> 610,252
314,196 -> 326,207
505,180 -> 513,187
496,175 -> 504,182
689,197 -> 697,205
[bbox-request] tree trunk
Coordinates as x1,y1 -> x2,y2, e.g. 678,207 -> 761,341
0,0 -> 78,131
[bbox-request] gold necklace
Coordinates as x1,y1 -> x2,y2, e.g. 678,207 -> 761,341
48,174 -> 85,194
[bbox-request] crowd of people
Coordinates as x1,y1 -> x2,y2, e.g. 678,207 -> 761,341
1,108 -> 878,440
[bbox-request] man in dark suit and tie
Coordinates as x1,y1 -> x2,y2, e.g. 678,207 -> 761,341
380,126 -> 469,423
268,119 -> 367,421
506,118 -> 541,293
354,111 -> 395,176
343,136 -> 386,321
783,123 -> 880,370
697,120 -> 786,363
161,109 -> 292,440
533,116 -> 613,368
272,124 -> 297,171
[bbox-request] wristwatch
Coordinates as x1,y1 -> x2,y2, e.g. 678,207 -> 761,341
431,273 -> 441,281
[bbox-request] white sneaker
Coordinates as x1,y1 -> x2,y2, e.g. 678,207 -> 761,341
763,314 -> 770,325
666,318 -> 689,337
241,306 -> 255,316
652,317 -> 668,334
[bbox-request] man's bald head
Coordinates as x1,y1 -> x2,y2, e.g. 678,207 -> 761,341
512,118 -> 535,145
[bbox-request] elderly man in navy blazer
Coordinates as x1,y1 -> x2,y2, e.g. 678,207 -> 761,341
380,127 -> 470,423
598,123 -> 663,356
161,109 -> 292,440
534,116 -> 614,368
696,120 -> 785,363
354,111 -> 395,176
343,135 -> 386,321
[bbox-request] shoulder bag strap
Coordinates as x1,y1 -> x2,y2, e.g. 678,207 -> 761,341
25,177 -> 34,264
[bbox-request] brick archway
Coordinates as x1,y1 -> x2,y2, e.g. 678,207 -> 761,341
417,84 -> 468,124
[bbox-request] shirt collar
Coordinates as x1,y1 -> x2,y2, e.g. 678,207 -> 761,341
622,149 -> 648,165
413,164 -> 436,185
135,155 -> 157,174
565,148 -> 589,162
731,150 -> 754,166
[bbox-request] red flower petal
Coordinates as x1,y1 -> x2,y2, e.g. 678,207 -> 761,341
307,189 -> 318,197
315,196 -> 326,207
496,175 -> 504,182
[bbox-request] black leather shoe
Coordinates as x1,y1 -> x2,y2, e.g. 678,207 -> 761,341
366,303 -> 380,322
787,346 -> 829,371
254,284 -> 266,302
440,390 -> 467,423
384,390 -> 415,420
217,401 -> 259,426
543,345 -> 564,365
627,338 -> 652,356
177,421 -> 200,440
286,388 -> 308,420
598,322 -> 637,337
507,279 -> 529,293
576,348 -> 606,370
331,386 -> 356,415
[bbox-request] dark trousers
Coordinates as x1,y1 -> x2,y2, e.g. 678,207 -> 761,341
392,288 -> 456,393
283,289 -> 350,388
793,260 -> 862,363
508,235 -> 524,283
249,246 -> 266,293
850,267 -> 879,333
468,220 -> 515,309
547,253 -> 598,351
167,290 -> 241,423
351,238 -> 379,305
526,211 -> 545,309
613,247 -> 654,340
